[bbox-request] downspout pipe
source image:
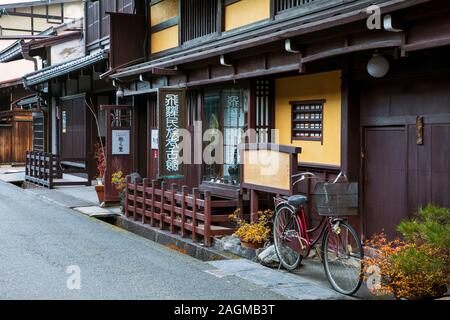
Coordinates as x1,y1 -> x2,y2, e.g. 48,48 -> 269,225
20,40 -> 38,71
83,0 -> 88,56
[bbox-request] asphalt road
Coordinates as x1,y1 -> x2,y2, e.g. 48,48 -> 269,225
0,181 -> 285,300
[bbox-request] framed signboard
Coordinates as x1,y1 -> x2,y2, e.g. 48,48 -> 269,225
151,129 -> 158,150
158,88 -> 186,179
112,129 -> 130,155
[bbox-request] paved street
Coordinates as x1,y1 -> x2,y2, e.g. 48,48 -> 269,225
0,181 -> 285,300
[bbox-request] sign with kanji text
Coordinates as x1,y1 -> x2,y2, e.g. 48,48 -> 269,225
112,129 -> 130,155
157,88 -> 186,179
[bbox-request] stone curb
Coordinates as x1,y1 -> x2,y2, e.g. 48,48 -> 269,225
114,215 -> 241,262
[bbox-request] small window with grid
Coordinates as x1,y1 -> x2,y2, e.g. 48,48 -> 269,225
291,100 -> 325,142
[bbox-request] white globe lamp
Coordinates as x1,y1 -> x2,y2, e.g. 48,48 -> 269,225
367,54 -> 390,78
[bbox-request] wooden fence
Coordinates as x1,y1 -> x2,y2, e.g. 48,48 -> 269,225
125,177 -> 241,246
25,151 -> 90,188
0,110 -> 33,165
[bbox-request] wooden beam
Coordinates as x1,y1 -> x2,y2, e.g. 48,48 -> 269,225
151,67 -> 184,76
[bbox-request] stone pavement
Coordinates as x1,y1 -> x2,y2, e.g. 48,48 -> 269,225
0,178 -> 379,299
0,180 -> 284,300
208,259 -> 352,300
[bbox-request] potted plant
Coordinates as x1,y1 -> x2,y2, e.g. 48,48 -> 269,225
229,208 -> 274,249
94,142 -> 105,204
364,204 -> 450,300
111,170 -> 126,210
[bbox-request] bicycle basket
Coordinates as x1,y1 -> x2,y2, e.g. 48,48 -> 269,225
311,181 -> 358,216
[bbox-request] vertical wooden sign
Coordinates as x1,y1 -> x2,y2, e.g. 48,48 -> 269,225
158,88 -> 186,179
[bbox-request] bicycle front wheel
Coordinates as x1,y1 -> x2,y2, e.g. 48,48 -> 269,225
322,220 -> 363,296
273,205 -> 304,270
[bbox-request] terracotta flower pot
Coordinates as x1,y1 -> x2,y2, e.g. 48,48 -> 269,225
240,241 -> 264,250
95,185 -> 105,204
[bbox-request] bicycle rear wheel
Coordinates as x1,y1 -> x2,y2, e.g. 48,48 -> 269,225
322,220 -> 363,295
273,205 -> 304,270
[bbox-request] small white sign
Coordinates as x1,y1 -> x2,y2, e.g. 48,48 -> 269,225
112,130 -> 130,155
151,129 -> 158,150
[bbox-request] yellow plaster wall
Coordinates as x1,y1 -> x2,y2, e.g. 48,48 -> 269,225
224,0 -> 270,31
150,0 -> 179,26
275,71 -> 342,166
0,2 -> 82,36
150,0 -> 179,53
151,25 -> 179,54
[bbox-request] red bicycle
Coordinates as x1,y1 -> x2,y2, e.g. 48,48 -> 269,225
272,172 -> 363,296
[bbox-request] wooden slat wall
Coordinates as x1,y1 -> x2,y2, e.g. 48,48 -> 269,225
0,126 -> 12,164
12,121 -> 32,163
86,0 -> 135,49
182,0 -> 217,43
32,112 -> 45,152
274,0 -> 316,13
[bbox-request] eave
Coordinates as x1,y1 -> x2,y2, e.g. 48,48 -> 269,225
23,50 -> 108,87
0,31 -> 82,63
109,0 -> 432,80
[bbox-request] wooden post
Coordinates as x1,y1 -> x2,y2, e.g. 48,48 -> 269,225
236,188 -> 243,216
151,180 -> 157,227
160,181 -> 166,230
142,178 -> 148,224
192,187 -> 199,242
136,177 -> 142,221
250,189 -> 259,223
48,153 -> 53,189
25,151 -> 29,177
204,191 -> 212,246
38,152 -> 42,180
170,183 -> 177,233
181,185 -> 187,238
133,178 -> 138,221
125,175 -> 130,218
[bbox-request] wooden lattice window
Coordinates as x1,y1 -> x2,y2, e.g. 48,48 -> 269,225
274,0 -> 316,14
181,0 -> 218,43
291,100 -> 324,142
32,112 -> 45,152
255,80 -> 273,143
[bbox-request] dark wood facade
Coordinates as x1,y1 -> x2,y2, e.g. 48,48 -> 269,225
0,110 -> 33,164
16,0 -> 450,239
103,0 -> 450,239
350,48 -> 450,239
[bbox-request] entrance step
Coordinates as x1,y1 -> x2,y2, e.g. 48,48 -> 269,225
73,206 -> 120,218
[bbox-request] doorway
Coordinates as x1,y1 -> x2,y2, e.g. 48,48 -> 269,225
363,126 -> 407,239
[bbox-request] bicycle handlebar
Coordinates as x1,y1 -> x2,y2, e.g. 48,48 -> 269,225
292,171 -> 348,186
292,172 -> 316,186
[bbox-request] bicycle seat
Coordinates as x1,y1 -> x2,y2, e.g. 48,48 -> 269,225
288,195 -> 307,207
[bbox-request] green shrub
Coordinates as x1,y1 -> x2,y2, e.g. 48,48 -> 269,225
365,204 -> 450,299
397,204 -> 450,249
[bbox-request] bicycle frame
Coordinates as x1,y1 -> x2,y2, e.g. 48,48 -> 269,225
275,197 -> 343,258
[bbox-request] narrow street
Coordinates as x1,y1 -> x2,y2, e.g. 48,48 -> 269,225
0,181 -> 284,300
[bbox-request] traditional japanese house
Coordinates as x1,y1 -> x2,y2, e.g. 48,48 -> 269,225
0,78 -> 35,165
0,0 -> 83,165
99,0 -> 450,241
0,0 -> 82,164
19,0 -> 149,188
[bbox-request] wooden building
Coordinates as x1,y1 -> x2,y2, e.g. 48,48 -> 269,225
0,0 -> 83,165
16,0 -> 450,240
19,0 -> 140,185
0,79 -> 35,165
99,0 -> 450,240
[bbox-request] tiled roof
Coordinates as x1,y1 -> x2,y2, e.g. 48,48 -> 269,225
23,50 -> 108,86
0,27 -> 55,63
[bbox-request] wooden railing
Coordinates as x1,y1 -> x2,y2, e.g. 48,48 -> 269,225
25,151 -> 90,189
125,177 -> 240,246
